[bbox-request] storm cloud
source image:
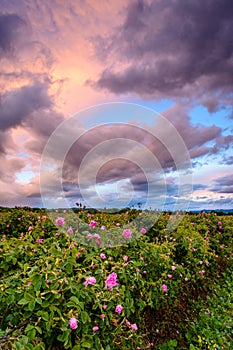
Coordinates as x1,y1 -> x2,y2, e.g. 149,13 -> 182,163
92,0 -> 233,110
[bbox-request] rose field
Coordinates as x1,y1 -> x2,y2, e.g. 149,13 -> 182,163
0,207 -> 232,350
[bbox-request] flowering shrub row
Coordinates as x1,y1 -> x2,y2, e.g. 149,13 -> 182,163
0,208 -> 232,349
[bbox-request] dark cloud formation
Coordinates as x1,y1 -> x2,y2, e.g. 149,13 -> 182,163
0,82 -> 52,131
91,0 -> 233,110
0,13 -> 25,56
213,175 -> 233,193
0,8 -> 64,153
60,109 -> 223,190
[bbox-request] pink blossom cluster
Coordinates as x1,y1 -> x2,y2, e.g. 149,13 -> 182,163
115,304 -> 123,314
83,276 -> 96,288
105,272 -> 119,291
125,320 -> 138,331
69,317 -> 78,329
89,220 -> 98,228
56,217 -> 65,226
122,229 -> 132,238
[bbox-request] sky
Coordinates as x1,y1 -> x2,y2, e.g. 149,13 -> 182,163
0,0 -> 233,210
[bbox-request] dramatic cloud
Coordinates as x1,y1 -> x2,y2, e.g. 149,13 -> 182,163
0,0 -> 232,209
92,0 -> 233,110
0,13 -> 26,56
212,175 -> 233,193
0,82 -> 52,131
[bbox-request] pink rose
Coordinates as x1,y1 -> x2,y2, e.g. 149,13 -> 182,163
115,305 -> 123,314
89,220 -> 98,228
162,284 -> 167,292
69,317 -> 78,329
56,217 -> 65,226
122,229 -> 132,238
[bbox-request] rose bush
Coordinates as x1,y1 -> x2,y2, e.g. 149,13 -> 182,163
0,208 -> 232,349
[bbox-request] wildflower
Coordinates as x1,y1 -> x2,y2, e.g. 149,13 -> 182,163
131,323 -> 138,331
56,217 -> 65,226
76,252 -> 81,258
55,232 -> 60,236
162,284 -> 167,292
84,276 -> 96,288
167,274 -> 172,278
28,226 -> 33,231
199,261 -> 203,265
96,239 -> 102,245
69,317 -> 78,329
36,238 -> 43,243
103,305 -> 107,310
122,229 -> 132,239
93,233 -> 100,239
93,326 -> 99,332
220,245 -> 223,249
81,247 -> 85,251
101,314 -> 105,319
171,265 -> 176,270
105,272 -> 119,291
87,233 -> 93,239
100,253 -> 106,259
184,277 -> 189,282
116,223 -> 121,226
89,220 -> 98,228
101,225 -> 106,230
140,228 -> 147,234
126,320 -> 131,326
123,255 -> 129,262
87,213 -> 91,218
69,244 -> 74,249
67,226 -> 73,234
115,305 -> 123,314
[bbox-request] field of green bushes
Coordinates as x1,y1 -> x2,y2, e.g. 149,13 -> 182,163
0,207 -> 232,349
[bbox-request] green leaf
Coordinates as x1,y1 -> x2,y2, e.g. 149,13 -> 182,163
35,326 -> 42,334
70,296 -> 80,304
81,342 -> 92,348
18,298 -> 29,305
27,328 -> 36,340
13,342 -> 21,350
80,311 -> 89,324
34,343 -> 45,350
35,280 -> 42,291
189,345 -> 196,350
28,301 -> 35,311
7,294 -> 15,304
41,311 -> 49,321
36,297 -> 42,304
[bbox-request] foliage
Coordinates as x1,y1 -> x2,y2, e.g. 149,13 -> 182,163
0,208 -> 232,349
